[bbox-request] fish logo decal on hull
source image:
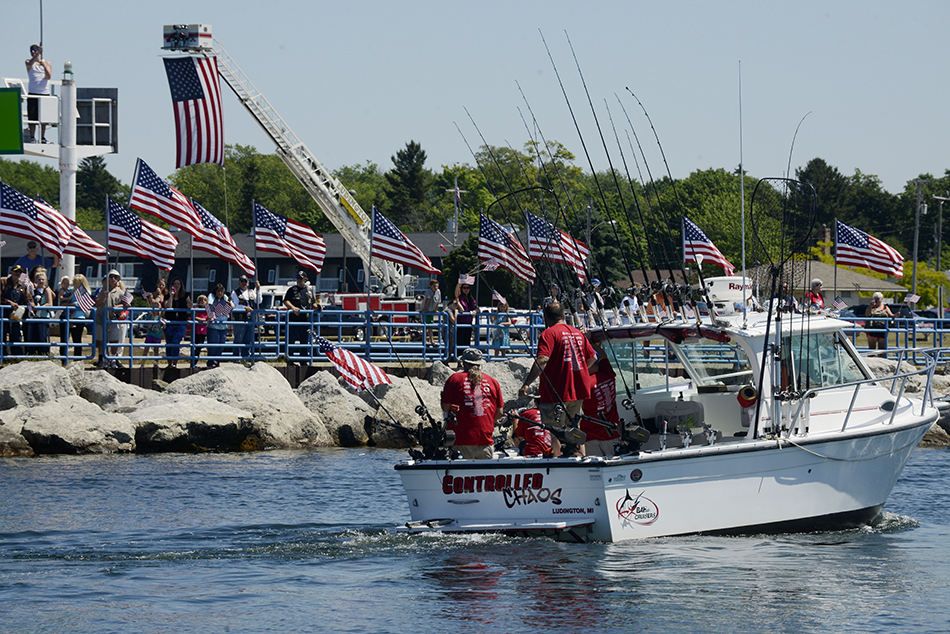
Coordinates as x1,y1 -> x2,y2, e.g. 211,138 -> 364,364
617,489 -> 659,525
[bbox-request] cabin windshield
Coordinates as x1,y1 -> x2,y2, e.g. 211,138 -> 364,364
781,332 -> 868,390
603,339 -> 681,393
672,336 -> 754,387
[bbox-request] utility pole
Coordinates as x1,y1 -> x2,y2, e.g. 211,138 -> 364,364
910,179 -> 932,297
933,194 -> 949,273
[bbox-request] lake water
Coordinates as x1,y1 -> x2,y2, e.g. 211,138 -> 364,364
2,447 -> 949,634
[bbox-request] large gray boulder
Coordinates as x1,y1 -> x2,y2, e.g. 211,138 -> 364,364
165,363 -> 332,449
0,361 -> 76,411
863,356 -> 935,394
0,408 -> 32,456
425,361 -> 453,387
20,395 -> 135,454
128,394 -> 255,452
296,371 -> 374,447
80,369 -> 153,413
482,357 -> 534,409
920,421 -> 950,447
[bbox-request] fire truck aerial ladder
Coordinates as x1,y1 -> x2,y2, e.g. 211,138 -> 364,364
162,24 -> 405,295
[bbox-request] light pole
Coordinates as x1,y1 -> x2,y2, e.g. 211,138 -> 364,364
587,219 -> 616,282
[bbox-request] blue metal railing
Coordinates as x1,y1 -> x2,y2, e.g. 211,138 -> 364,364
1,306 -> 944,367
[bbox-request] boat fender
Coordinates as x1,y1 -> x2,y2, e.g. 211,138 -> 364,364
737,385 -> 758,408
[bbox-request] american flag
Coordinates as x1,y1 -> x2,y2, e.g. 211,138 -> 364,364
478,214 -> 535,283
904,293 -> 920,304
191,199 -> 255,276
526,212 -> 589,284
121,288 -> 134,308
63,220 -> 108,262
129,158 -> 202,237
481,257 -> 501,271
312,335 -> 392,392
0,183 -> 71,256
34,197 -> 109,262
371,207 -> 441,274
458,273 -> 476,285
491,289 -> 506,304
73,285 -> 96,313
253,202 -> 326,273
163,56 -> 224,168
107,197 -> 179,271
835,219 -> 904,278
832,296 -> 848,311
210,299 -> 233,318
683,216 -> 736,276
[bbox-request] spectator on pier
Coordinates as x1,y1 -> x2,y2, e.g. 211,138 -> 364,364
421,279 -> 441,346
865,292 -> 894,351
206,284 -> 231,368
283,271 -> 315,363
455,277 -> 478,349
2,265 -> 30,356
804,279 -> 825,311
163,277 -> 192,369
26,267 -> 54,355
95,269 -> 128,368
65,274 -> 93,358
231,275 -> 260,363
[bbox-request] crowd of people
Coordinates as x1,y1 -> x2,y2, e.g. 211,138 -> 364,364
442,302 -> 623,460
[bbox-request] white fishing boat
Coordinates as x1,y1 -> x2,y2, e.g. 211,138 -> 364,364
395,302 -> 938,542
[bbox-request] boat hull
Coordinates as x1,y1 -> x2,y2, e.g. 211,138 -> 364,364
395,415 -> 933,542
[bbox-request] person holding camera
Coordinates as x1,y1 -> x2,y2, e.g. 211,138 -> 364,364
25,44 -> 52,143
231,275 -> 261,363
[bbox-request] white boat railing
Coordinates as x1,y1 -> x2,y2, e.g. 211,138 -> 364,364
785,348 -> 938,435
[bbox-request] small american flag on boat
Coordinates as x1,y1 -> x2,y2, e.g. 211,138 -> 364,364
832,297 -> 848,311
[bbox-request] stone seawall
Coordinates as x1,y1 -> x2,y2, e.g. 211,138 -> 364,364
1,357 -> 948,457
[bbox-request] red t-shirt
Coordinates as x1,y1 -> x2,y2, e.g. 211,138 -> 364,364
514,408 -> 552,457
441,372 -> 504,446
536,322 -> 595,403
582,358 -> 620,441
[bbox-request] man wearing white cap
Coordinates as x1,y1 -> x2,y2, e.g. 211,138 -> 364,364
94,269 -> 128,368
441,348 -> 504,459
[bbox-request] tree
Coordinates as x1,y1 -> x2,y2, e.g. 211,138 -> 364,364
384,141 -> 432,228
75,156 -> 126,228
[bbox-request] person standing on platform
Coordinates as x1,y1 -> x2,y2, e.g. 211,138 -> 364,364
518,301 -> 598,456
163,277 -> 192,369
440,348 -> 504,460
420,279 -> 441,347
25,44 -> 52,143
455,277 -> 478,349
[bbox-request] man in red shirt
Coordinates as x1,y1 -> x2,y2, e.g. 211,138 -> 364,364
441,348 -> 505,459
518,302 -> 598,455
582,345 -> 621,456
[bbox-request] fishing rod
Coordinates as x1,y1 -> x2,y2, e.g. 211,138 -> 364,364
456,115 -> 557,311
623,88 -> 717,317
604,97 -> 691,321
563,32 -> 660,292
540,30 -> 640,289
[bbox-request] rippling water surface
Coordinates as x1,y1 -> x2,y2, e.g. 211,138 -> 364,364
2,448 -> 949,633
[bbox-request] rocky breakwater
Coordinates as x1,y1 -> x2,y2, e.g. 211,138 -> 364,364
0,361 -> 333,456
0,357 -> 535,457
3,354 -> 946,457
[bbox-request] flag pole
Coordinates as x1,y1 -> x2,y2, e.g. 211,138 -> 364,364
833,218 -> 838,300
366,208 -> 376,357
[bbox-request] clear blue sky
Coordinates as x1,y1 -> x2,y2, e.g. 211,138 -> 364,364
4,0 -> 947,196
